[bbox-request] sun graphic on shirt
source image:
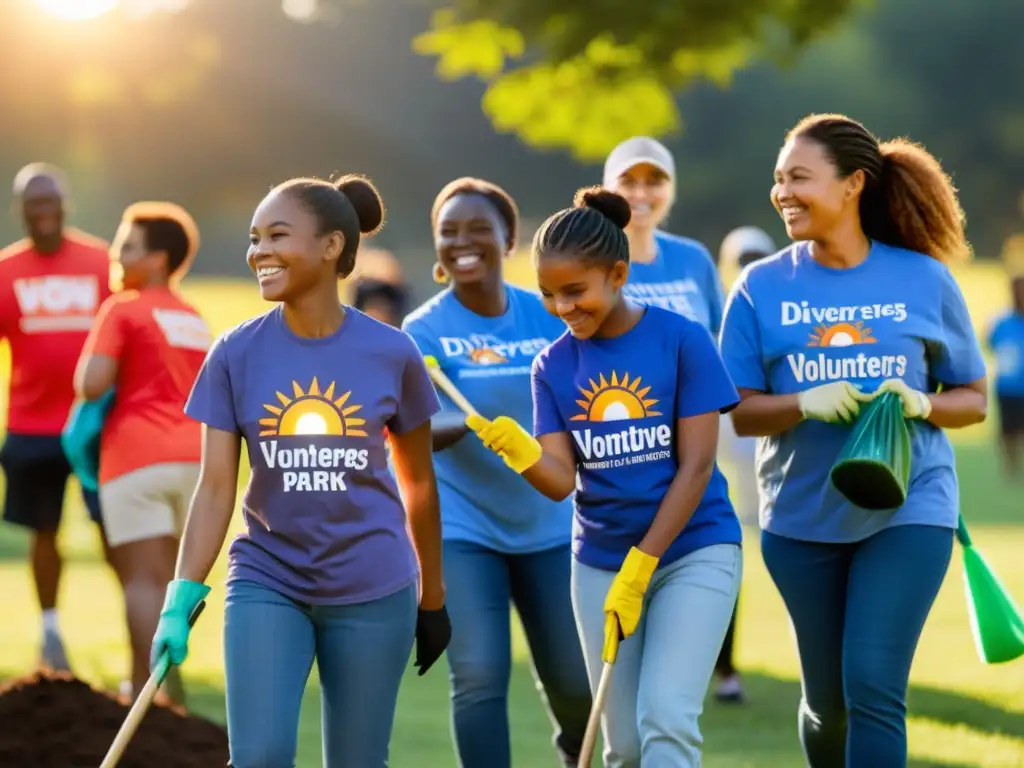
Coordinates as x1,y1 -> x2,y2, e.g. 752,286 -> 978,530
259,378 -> 367,437
571,371 -> 661,422
807,322 -> 877,348
469,347 -> 508,365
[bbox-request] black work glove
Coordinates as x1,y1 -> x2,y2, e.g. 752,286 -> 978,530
414,606 -> 451,676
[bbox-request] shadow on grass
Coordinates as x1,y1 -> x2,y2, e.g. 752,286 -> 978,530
702,670 -> 1022,767
2,661 -> 1017,768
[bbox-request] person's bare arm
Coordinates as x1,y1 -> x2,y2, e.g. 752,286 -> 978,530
522,432 -> 578,502
638,412 -> 720,558
431,411 -> 471,452
729,387 -> 803,437
926,378 -> 988,429
391,419 -> 446,609
175,426 -> 241,582
75,354 -> 118,401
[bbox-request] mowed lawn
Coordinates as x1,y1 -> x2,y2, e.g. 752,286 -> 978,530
1,264 -> 1023,767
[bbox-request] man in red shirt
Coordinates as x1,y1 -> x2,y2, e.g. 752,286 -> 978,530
76,201 -> 210,705
0,163 -> 113,672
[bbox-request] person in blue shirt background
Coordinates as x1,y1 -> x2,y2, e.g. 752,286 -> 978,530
603,135 -> 747,704
719,113 -> 987,767
402,177 -> 591,768
467,186 -> 742,768
986,271 -> 1024,479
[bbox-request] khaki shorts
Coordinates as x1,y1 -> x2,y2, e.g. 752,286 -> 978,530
100,462 -> 200,547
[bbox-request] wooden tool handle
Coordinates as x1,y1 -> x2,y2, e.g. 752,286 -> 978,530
426,363 -> 478,417
99,600 -> 206,768
578,660 -> 614,766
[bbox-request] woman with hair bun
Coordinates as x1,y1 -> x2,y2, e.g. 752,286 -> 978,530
719,114 -> 987,766
150,174 -> 451,767
466,186 -> 743,767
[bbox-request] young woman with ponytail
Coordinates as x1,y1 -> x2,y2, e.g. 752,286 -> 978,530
718,114 -> 987,767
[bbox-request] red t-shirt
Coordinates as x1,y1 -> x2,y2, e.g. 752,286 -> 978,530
82,286 -> 213,485
0,229 -> 112,435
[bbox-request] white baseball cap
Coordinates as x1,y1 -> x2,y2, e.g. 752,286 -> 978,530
603,137 -> 676,188
720,226 -> 777,268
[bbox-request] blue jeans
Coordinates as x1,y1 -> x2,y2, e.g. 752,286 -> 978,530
761,525 -> 954,768
223,578 -> 417,768
572,543 -> 742,768
443,540 -> 591,768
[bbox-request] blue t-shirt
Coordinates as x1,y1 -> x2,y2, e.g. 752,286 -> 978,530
532,306 -> 741,572
719,242 -> 987,543
402,285 -> 573,553
185,305 -> 440,605
987,310 -> 1024,397
623,231 -> 725,333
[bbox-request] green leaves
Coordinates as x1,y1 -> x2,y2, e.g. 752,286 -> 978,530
413,0 -> 862,158
482,51 -> 680,162
412,10 -> 525,80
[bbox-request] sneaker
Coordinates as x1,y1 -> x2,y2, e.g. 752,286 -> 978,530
40,632 -> 71,672
715,673 -> 746,704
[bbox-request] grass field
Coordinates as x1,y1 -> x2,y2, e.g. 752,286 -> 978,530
1,261 -> 1023,767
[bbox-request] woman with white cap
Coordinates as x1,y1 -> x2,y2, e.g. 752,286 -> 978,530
602,136 -> 724,333
603,137 -> 747,704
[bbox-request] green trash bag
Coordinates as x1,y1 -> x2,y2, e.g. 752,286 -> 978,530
956,515 -> 1024,665
829,391 -> 911,510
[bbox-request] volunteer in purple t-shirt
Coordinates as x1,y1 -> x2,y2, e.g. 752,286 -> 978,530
149,174 -> 451,767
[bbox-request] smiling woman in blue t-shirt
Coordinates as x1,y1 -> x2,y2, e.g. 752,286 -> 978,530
467,186 -> 742,768
402,178 -> 591,768
148,174 -> 451,768
719,113 -> 987,767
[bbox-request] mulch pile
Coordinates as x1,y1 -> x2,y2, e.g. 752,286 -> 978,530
0,672 -> 229,767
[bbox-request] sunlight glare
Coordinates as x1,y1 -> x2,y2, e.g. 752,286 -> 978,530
35,0 -> 118,21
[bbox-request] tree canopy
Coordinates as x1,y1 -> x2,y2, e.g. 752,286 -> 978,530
412,0 -> 865,159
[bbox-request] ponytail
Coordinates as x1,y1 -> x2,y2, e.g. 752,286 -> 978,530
789,114 -> 971,264
866,139 -> 970,264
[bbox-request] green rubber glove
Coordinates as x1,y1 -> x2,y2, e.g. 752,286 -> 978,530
150,579 -> 211,673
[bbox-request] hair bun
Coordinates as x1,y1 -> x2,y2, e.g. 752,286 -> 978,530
573,185 -> 631,230
334,174 -> 386,235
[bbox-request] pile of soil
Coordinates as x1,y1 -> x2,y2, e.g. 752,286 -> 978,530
0,672 -> 229,767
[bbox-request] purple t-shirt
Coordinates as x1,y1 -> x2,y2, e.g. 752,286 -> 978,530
185,305 -> 440,605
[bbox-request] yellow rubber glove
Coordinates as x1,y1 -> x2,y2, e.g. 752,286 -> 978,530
466,414 -> 542,474
797,381 -> 871,424
874,379 -> 933,419
602,547 -> 659,663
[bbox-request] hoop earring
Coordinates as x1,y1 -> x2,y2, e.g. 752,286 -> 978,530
432,262 -> 449,285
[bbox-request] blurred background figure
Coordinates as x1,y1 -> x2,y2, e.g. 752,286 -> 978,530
986,269 -> 1024,479
713,225 -> 776,704
348,247 -> 410,327
0,163 -> 113,673
74,202 -> 210,706
352,277 -> 410,328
